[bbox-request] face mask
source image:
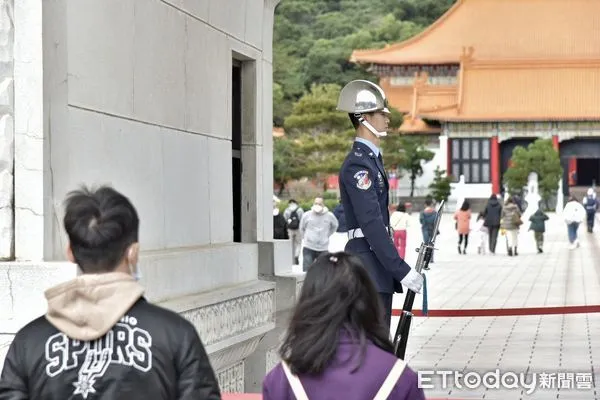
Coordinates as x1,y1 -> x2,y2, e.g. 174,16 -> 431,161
313,205 -> 324,213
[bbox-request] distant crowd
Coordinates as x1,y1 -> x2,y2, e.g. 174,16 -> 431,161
274,187 -> 599,268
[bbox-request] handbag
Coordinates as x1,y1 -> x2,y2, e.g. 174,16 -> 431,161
512,213 -> 523,226
281,359 -> 407,400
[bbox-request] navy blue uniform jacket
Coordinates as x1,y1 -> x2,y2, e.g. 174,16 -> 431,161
339,141 -> 412,293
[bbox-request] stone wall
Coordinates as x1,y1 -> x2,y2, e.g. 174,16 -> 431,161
0,0 -> 289,393
0,0 -> 12,260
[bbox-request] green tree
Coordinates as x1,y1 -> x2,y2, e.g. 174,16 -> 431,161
273,136 -> 302,195
429,166 -> 453,203
272,0 -> 456,127
397,136 -> 435,197
283,83 -> 351,135
293,130 -> 354,182
273,83 -> 290,127
274,84 -> 355,191
503,139 -> 563,207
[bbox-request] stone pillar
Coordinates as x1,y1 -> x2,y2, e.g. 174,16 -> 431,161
0,0 -> 13,260
13,0 -> 44,261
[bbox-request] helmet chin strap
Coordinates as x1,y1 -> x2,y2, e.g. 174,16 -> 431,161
356,114 -> 387,137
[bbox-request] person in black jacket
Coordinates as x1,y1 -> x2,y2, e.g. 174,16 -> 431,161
273,196 -> 289,240
0,185 -> 221,400
483,194 -> 503,254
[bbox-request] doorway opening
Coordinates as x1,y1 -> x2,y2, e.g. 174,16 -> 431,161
576,158 -> 600,187
232,61 -> 242,243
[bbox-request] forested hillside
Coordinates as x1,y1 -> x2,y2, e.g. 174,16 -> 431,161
273,0 -> 456,126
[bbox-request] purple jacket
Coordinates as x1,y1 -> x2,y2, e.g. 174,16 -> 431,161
262,336 -> 425,399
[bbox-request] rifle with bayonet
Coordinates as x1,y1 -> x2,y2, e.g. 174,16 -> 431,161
393,200 -> 445,359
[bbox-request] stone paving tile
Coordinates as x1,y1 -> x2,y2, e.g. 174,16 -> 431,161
389,212 -> 600,399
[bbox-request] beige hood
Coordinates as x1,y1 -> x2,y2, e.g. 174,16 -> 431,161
45,272 -> 145,341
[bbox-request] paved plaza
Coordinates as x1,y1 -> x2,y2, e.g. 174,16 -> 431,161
392,211 -> 600,399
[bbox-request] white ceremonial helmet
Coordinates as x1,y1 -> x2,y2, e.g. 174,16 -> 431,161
336,79 -> 390,137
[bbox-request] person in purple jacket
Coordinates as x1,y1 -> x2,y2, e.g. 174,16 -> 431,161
262,252 -> 425,399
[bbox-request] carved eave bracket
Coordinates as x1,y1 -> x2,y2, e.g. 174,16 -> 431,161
410,71 -> 429,117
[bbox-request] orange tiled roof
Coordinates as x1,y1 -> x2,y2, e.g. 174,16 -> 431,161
379,79 -> 413,113
398,115 -> 442,135
411,58 -> 600,121
351,0 -> 600,65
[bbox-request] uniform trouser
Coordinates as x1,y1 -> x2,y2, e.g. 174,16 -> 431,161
587,211 -> 595,231
288,229 -> 302,262
379,292 -> 393,330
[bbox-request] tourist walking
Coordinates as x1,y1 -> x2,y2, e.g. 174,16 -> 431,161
454,200 -> 472,254
563,196 -> 586,249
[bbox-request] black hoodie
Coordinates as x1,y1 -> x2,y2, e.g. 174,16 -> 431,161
483,196 -> 503,227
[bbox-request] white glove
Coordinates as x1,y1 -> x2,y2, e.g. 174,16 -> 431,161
401,269 -> 424,293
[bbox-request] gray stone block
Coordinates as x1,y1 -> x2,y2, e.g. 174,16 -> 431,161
258,239 -> 292,276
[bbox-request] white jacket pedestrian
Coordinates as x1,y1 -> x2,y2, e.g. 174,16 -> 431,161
563,198 -> 586,249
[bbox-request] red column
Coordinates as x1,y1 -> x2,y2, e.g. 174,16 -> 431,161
447,139 -> 452,174
552,134 -> 559,151
490,136 -> 500,194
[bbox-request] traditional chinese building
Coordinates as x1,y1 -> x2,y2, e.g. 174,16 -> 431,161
350,0 -> 600,199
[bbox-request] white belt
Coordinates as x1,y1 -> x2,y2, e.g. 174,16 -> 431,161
348,227 -> 391,240
347,228 -> 365,239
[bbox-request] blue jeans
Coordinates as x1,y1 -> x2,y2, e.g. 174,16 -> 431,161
567,222 -> 579,243
302,247 -> 326,271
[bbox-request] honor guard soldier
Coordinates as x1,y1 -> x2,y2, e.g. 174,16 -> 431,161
337,80 -> 424,327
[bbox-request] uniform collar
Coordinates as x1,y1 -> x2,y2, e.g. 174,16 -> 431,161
355,137 -> 380,157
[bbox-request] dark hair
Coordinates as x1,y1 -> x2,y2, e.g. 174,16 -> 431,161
348,113 -> 361,129
289,199 -> 297,204
349,112 -> 379,129
460,200 -> 470,211
63,185 -> 139,273
424,198 -> 433,207
279,252 -> 393,376
396,203 -> 406,212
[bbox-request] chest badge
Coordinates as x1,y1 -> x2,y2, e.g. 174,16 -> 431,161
353,170 -> 372,190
